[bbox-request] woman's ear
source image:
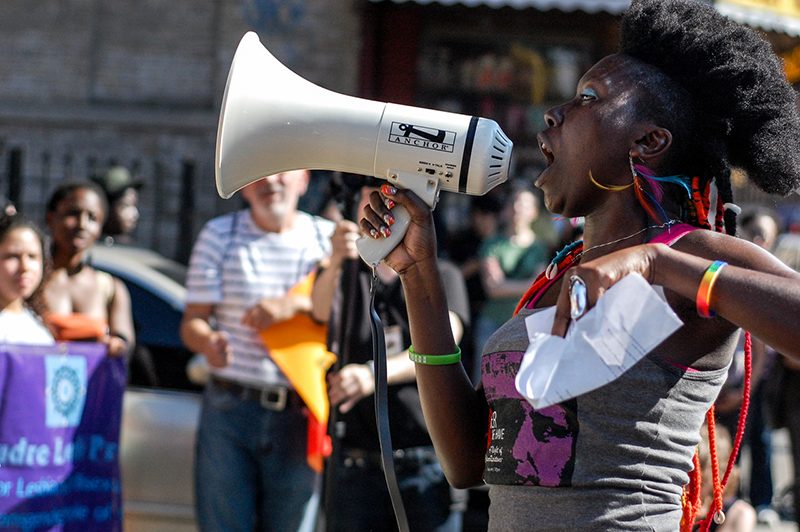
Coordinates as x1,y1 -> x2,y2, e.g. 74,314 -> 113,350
630,126 -> 672,163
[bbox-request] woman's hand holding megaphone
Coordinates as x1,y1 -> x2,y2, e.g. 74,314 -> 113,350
359,184 -> 438,276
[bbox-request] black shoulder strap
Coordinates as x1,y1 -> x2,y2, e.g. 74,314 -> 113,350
221,210 -> 241,263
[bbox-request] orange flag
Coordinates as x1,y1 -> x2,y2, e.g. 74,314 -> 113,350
259,271 -> 336,472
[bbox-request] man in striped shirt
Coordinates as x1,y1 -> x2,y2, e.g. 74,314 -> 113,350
181,169 -> 334,532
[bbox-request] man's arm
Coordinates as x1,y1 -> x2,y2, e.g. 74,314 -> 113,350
311,220 -> 360,323
328,309 -> 464,413
181,303 -> 231,368
240,293 -> 312,330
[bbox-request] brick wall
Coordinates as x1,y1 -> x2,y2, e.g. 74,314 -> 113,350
0,0 -> 363,261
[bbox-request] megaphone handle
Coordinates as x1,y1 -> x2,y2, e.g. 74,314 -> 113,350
355,205 -> 412,266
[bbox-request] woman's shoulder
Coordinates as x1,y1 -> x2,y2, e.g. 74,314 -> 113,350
90,268 -> 117,304
673,228 -> 794,275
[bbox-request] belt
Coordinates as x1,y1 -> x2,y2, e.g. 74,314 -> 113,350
341,446 -> 438,469
210,376 -> 303,412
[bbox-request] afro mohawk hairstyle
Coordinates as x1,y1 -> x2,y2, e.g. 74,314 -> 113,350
620,0 -> 800,198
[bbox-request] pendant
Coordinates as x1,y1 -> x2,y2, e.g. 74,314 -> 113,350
545,261 -> 558,280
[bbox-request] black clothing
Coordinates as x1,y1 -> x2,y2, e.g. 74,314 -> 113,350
326,258 -> 470,451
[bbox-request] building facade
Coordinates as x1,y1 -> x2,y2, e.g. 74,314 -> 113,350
0,0 -> 362,261
2,0 -> 798,262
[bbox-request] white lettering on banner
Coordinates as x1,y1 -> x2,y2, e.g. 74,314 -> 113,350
0,435 -> 118,467
89,435 -> 117,463
53,436 -> 74,465
0,438 -> 50,467
10,473 -> 120,499
16,476 -> 57,498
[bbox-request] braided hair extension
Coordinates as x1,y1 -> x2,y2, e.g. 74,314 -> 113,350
619,0 -> 800,236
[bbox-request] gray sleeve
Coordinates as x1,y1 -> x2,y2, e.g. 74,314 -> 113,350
437,258 -> 470,328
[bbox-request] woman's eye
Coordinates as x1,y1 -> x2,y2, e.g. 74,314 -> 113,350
578,89 -> 598,102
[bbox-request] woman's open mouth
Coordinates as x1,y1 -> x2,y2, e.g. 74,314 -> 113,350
538,136 -> 555,166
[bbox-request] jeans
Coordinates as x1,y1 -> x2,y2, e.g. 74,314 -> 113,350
325,446 -> 464,532
717,383 -> 774,508
746,384 -> 774,508
194,382 -> 318,532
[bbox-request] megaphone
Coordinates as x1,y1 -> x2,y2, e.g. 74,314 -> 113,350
216,32 -> 513,264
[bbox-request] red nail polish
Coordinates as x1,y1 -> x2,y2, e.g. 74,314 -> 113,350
380,226 -> 391,238
385,199 -> 396,210
383,213 -> 395,226
381,184 -> 397,196
369,228 -> 379,238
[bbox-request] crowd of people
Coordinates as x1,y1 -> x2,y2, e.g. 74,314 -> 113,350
5,0 -> 800,531
0,172 -> 140,352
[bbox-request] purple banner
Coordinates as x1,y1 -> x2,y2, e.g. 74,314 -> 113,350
0,343 -> 126,531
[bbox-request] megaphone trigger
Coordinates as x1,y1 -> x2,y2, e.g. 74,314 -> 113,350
355,204 -> 412,266
355,171 -> 439,265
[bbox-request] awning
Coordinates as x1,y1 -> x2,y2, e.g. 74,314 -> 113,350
369,0 -> 630,14
715,0 -> 800,37
371,0 -> 800,35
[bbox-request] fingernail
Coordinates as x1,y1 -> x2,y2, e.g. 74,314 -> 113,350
369,228 -> 379,238
380,226 -> 391,238
381,184 -> 397,196
384,198 -> 396,210
383,213 -> 395,226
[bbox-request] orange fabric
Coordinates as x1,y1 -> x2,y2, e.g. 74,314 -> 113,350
258,271 -> 336,472
45,313 -> 107,341
306,414 -> 332,473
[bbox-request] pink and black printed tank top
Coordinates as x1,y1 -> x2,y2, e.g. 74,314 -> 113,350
480,224 -> 729,531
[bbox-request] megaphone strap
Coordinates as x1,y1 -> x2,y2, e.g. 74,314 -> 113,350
369,268 -> 411,532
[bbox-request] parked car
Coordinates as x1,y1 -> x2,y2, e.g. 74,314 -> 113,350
90,244 -> 201,532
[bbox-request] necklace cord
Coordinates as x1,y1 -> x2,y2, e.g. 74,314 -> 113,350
578,219 -> 678,260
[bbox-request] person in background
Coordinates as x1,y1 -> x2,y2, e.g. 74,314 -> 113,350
767,233 -> 800,529
357,0 -> 800,528
474,183 -> 549,355
445,191 -> 503,383
180,170 -> 334,532
312,176 -> 471,531
698,423 -> 757,532
715,206 -> 781,526
0,213 -> 53,345
43,181 -> 134,357
91,165 -> 143,246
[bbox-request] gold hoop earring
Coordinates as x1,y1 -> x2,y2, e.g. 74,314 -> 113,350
588,169 -> 634,192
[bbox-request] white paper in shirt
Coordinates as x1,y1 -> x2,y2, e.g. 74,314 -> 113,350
515,273 -> 683,410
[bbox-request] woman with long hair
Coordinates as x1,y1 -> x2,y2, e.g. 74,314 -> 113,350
0,213 -> 53,345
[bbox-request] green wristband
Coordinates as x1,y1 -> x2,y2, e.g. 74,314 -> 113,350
408,345 -> 462,365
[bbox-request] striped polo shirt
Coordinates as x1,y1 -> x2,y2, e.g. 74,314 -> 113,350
185,208 -> 333,387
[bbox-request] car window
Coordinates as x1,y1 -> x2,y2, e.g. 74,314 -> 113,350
150,261 -> 188,286
108,274 -> 200,393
